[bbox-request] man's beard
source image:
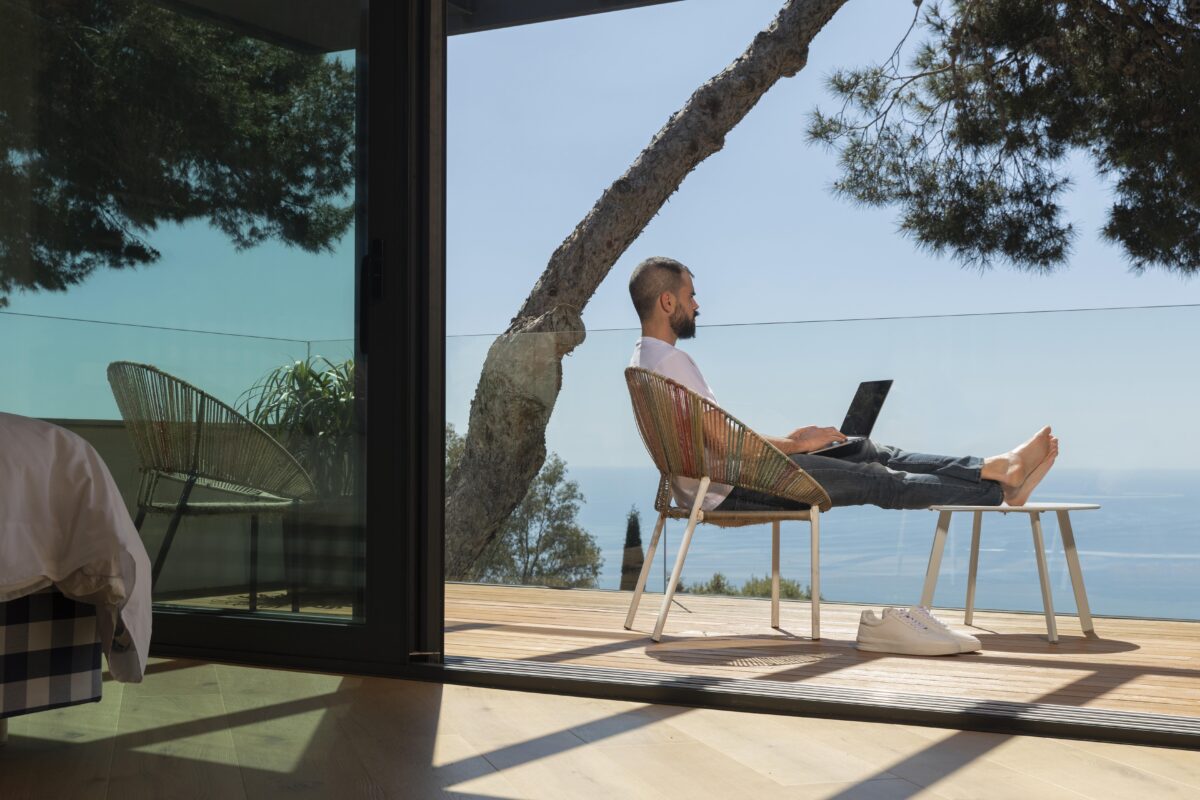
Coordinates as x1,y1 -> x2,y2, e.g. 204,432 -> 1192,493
670,307 -> 697,340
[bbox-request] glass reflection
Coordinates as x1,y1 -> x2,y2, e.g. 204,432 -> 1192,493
1,1 -> 363,620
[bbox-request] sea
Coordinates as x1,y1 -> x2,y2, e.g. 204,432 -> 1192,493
568,466 -> 1200,621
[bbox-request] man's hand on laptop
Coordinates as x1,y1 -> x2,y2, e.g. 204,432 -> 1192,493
787,426 -> 847,454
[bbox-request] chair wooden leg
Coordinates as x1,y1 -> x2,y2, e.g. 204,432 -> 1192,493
920,510 -> 953,608
151,476 -> 196,589
810,508 -> 821,641
771,520 -> 781,629
652,478 -> 708,642
1056,510 -> 1095,636
249,515 -> 259,613
133,508 -> 147,532
625,512 -> 666,630
965,510 -> 983,626
1030,511 -> 1058,643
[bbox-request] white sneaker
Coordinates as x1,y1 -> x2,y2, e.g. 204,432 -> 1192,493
856,608 -> 959,656
905,606 -> 982,653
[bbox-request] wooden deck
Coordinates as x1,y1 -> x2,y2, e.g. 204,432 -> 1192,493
445,583 -> 1200,721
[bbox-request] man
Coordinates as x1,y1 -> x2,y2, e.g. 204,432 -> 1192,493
627,256 -> 1058,515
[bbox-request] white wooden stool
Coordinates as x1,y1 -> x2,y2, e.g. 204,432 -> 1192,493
921,503 -> 1100,643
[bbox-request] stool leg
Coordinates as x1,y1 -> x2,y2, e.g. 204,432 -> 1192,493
1057,510 -> 1095,636
920,511 -> 953,608
771,520 -> 781,629
1030,512 -> 1058,643
810,508 -> 821,640
965,511 -> 983,626
625,512 -> 666,630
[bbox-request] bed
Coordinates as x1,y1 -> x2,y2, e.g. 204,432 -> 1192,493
0,412 -> 151,742
1,588 -> 104,736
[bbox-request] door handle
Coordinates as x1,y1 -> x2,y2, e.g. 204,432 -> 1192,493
359,238 -> 383,354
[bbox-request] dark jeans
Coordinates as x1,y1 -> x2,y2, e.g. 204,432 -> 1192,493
716,439 -> 1004,512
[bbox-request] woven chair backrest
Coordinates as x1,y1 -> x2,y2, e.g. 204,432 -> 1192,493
624,367 -> 831,511
107,361 -> 316,500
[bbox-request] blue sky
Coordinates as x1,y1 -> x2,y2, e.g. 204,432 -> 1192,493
446,0 -> 1200,334
4,0 -> 1199,468
444,0 -> 1200,472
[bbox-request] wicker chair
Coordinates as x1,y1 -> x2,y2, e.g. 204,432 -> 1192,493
107,361 -> 317,610
624,367 -> 832,642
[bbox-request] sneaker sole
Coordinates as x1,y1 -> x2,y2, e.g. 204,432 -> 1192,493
936,634 -> 982,653
855,638 -> 960,656
915,636 -> 982,653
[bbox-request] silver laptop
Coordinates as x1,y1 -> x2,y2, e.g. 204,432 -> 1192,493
809,380 -> 894,455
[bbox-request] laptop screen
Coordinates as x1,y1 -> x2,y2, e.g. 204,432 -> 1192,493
840,380 -> 894,437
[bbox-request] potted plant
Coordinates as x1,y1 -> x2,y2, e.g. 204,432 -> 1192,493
241,355 -> 358,498
240,356 -> 362,613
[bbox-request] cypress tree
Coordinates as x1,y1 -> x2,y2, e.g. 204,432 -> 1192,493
619,506 -> 644,591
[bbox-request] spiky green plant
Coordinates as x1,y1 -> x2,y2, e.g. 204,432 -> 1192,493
240,356 -> 357,498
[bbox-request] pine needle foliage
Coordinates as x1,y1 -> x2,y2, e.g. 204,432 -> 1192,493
0,0 -> 355,306
809,0 -> 1200,274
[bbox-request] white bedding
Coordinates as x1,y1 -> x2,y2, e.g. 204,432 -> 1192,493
0,412 -> 151,682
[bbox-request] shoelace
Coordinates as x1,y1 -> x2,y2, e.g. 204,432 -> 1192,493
892,611 -> 933,632
910,607 -> 951,632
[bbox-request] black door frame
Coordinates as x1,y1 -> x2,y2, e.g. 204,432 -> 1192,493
152,0 -> 444,674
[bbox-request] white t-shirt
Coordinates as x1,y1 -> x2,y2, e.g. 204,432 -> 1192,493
629,337 -> 732,510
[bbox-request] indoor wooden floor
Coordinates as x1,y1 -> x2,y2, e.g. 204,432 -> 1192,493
3,657 -> 1199,799
445,583 -> 1200,721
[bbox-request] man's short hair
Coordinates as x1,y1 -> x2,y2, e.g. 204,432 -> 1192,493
629,257 -> 693,322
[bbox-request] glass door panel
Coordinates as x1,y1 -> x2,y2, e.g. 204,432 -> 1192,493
0,0 -> 411,664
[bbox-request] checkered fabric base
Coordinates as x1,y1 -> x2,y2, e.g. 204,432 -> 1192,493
0,588 -> 103,719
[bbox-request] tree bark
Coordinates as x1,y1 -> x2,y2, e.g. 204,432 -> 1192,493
445,0 -> 851,579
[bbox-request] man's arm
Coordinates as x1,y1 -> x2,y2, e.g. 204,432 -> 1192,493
699,410 -> 844,456
767,426 -> 848,455
652,351 -> 845,457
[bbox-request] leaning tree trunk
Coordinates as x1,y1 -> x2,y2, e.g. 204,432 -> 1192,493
445,0 -> 850,579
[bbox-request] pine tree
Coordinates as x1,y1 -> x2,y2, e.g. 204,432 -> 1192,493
0,0 -> 354,306
809,0 -> 1200,273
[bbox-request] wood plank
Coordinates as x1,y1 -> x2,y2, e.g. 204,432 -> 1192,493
163,583 -> 1200,721
444,583 -> 1200,721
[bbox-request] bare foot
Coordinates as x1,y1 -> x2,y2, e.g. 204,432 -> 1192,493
1004,436 -> 1059,506
983,426 -> 1052,491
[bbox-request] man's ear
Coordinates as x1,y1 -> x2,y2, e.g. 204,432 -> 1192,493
658,291 -> 675,314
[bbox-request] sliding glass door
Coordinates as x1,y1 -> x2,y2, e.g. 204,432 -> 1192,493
1,0 -> 443,668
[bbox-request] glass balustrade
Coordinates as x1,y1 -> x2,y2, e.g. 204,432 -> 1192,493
445,306 -> 1200,621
